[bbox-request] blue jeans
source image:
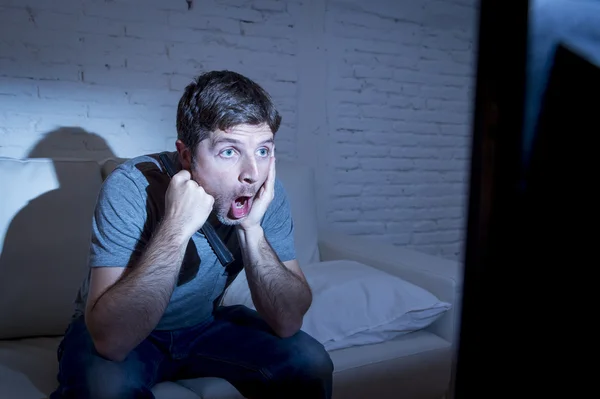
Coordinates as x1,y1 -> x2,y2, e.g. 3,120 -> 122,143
49,305 -> 333,399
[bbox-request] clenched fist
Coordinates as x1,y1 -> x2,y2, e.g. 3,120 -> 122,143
164,169 -> 214,240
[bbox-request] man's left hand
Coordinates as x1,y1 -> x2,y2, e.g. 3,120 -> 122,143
239,151 -> 276,232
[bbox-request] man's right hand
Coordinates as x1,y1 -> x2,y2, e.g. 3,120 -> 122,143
164,169 -> 214,240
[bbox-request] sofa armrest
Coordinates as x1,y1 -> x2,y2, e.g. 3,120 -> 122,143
317,230 -> 463,344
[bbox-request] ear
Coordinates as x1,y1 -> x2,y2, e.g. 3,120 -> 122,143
175,139 -> 192,171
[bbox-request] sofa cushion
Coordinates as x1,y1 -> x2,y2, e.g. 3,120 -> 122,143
222,259 -> 451,351
328,330 -> 453,399
100,156 -> 321,267
0,158 -> 103,339
0,337 -> 60,398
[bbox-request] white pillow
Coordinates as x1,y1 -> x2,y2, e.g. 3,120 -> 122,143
221,259 -> 451,351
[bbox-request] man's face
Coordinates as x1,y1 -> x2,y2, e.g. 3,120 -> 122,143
182,123 -> 274,226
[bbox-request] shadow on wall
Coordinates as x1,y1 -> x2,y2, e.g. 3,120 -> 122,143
0,127 -> 116,395
26,126 -> 117,161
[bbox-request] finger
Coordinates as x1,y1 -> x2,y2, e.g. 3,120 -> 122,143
268,154 -> 276,186
206,194 -> 215,207
187,179 -> 202,190
173,169 -> 191,182
261,158 -> 275,198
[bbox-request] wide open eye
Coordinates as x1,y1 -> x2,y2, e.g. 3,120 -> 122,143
257,147 -> 270,157
220,148 -> 236,158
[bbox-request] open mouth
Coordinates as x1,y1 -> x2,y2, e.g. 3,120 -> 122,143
229,196 -> 253,219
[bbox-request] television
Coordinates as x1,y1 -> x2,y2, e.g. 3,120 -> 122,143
452,0 -> 600,396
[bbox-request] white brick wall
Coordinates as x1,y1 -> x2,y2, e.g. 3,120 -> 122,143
0,0 -> 478,261
0,0 -> 299,158
323,0 -> 477,260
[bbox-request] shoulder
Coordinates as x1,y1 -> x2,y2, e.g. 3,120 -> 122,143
273,176 -> 287,198
104,153 -> 163,184
101,153 -> 172,199
96,153 -> 173,222
272,177 -> 291,209
262,177 -> 292,225
260,177 -> 296,260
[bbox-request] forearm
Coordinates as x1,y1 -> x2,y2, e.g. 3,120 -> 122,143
237,227 -> 312,338
87,220 -> 188,361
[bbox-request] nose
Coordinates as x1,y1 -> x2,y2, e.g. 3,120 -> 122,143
239,156 -> 258,184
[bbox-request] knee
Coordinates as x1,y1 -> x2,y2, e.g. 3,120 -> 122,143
55,352 -> 153,399
270,331 -> 334,384
259,332 -> 333,398
83,360 -> 152,399
297,336 -> 334,382
52,318 -> 155,399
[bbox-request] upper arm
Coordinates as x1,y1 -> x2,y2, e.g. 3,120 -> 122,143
89,169 -> 147,269
85,168 -> 147,314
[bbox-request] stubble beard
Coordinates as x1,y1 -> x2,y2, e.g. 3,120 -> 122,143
212,193 -> 244,226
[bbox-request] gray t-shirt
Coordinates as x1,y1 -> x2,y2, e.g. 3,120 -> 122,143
73,151 -> 297,331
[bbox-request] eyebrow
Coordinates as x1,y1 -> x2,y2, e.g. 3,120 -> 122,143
210,137 -> 274,149
210,137 -> 241,148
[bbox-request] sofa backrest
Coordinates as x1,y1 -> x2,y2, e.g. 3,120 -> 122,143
0,157 -> 104,339
274,157 -> 320,266
0,155 -> 320,339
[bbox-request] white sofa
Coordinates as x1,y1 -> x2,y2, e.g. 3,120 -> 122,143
0,155 -> 462,399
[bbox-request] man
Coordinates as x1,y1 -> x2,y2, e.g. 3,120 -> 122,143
50,70 -> 334,399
